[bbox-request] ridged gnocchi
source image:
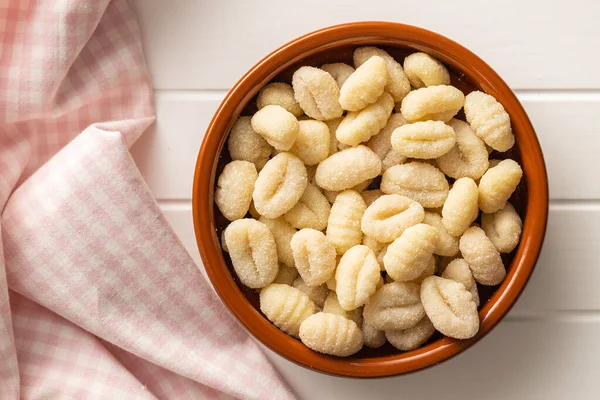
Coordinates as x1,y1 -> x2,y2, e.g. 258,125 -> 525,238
321,63 -> 355,88
291,228 -> 337,287
227,116 -> 272,170
323,291 -> 363,326
339,55 -> 388,111
260,283 -> 317,337
464,91 -> 515,152
290,120 -> 330,166
257,82 -> 303,117
478,159 -> 523,213
363,282 -> 425,331
441,258 -> 480,306
442,177 -> 479,236
224,219 -> 278,288
436,119 -> 489,179
292,66 -> 343,121
284,183 -> 331,230
259,216 -> 297,268
335,245 -> 381,310
316,145 -> 382,191
385,316 -> 436,351
361,194 -> 425,243
253,152 -> 308,218
421,276 -> 479,339
299,312 -> 364,356
215,160 -> 258,221
381,162 -> 449,208
384,223 -> 439,282
336,92 -> 395,146
422,211 -> 459,257
326,190 -> 367,255
400,85 -> 464,122
292,277 -> 329,308
481,202 -> 522,253
403,52 -> 451,89
353,46 -> 411,102
362,321 -> 387,348
391,121 -> 456,159
251,105 -> 299,151
459,226 -> 506,286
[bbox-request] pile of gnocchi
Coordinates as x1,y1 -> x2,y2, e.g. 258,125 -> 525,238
215,47 -> 523,357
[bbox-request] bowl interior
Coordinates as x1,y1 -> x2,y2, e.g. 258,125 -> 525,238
194,23 -> 547,377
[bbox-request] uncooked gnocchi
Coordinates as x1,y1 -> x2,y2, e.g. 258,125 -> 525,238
459,226 -> 506,286
464,91 -> 515,152
361,194 -> 424,243
260,283 -> 317,337
316,145 -> 382,191
384,223 -> 439,282
215,160 -> 258,221
284,183 -> 331,230
335,245 -> 381,310
227,116 -> 272,170
336,92 -> 395,146
253,152 -> 308,218
481,202 -> 522,253
400,85 -> 464,122
403,52 -> 451,89
292,66 -> 343,121
478,159 -> 523,213
339,55 -> 388,111
290,228 -> 337,286
391,121 -> 456,159
299,312 -> 364,356
421,276 -> 479,339
353,46 -> 411,102
363,282 -> 425,331
381,162 -> 449,208
257,82 -> 303,117
217,47 -> 526,355
224,219 -> 278,288
251,105 -> 299,151
326,190 -> 367,255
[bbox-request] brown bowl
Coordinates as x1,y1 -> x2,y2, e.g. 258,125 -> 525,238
192,22 -> 548,377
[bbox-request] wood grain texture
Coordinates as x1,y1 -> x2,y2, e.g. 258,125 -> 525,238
132,0 -> 600,90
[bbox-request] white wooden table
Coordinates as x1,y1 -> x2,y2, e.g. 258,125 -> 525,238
130,1 -> 600,398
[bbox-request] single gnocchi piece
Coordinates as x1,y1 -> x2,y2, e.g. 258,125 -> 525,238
284,183 -> 331,231
460,226 -> 506,286
385,316 -> 436,351
442,177 -> 479,236
381,162 -> 449,208
273,263 -> 299,285
339,55 -> 388,111
292,66 -> 343,121
321,63 -> 355,88
478,159 -> 523,213
400,85 -> 464,122
403,52 -> 451,89
354,46 -> 411,102
227,116 -> 272,170
421,276 -> 479,339
253,152 -> 308,218
326,190 -> 367,255
363,282 -> 425,331
315,145 -> 382,191
291,229 -> 337,287
290,120 -> 330,166
323,291 -> 363,326
361,194 -> 425,243
391,120 -> 456,159
224,219 -> 278,288
251,105 -> 299,151
335,245 -> 381,310
215,161 -> 258,221
257,82 -> 303,117
436,119 -> 489,179
422,211 -> 459,257
384,223 -> 439,282
367,113 -> 407,160
441,258 -> 480,306
361,189 -> 383,207
299,312 -> 363,357
481,202 -> 523,253
410,255 -> 436,284
464,91 -> 515,152
292,277 -> 329,308
260,283 -> 317,337
336,92 -> 395,146
362,321 -> 387,348
259,216 -> 297,268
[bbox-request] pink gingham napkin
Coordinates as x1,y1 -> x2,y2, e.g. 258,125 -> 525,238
0,1 -> 296,399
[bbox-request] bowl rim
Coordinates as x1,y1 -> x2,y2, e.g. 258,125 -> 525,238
192,21 -> 549,378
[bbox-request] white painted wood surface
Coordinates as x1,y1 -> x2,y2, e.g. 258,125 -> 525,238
130,1 -> 600,398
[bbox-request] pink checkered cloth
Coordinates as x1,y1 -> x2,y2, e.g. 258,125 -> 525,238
0,1 -> 296,399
